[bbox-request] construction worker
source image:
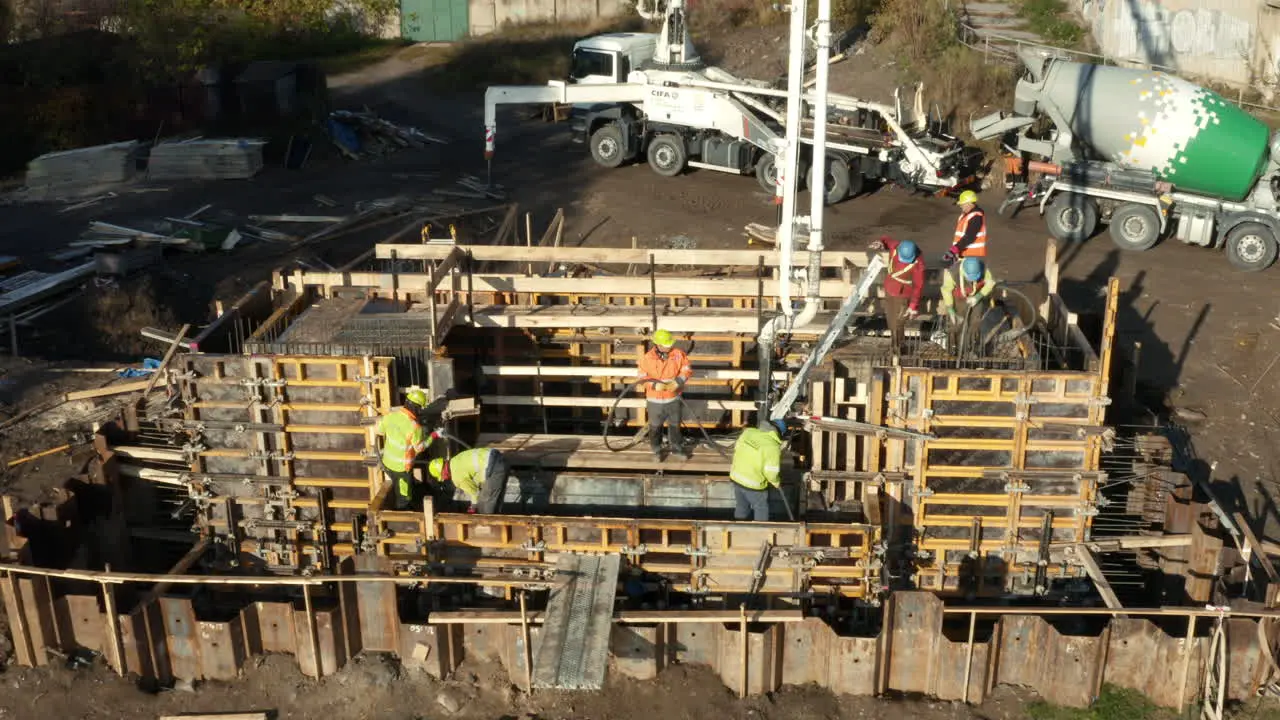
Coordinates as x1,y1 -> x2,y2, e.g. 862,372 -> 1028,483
941,257 -> 998,348
729,419 -> 786,521
636,328 -> 694,461
941,190 -> 987,265
868,235 -> 924,354
375,388 -> 441,510
428,447 -> 509,514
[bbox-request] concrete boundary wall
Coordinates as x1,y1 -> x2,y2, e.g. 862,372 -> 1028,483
467,0 -> 632,37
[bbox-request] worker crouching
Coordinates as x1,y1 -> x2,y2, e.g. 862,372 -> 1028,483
429,448 -> 510,514
637,328 -> 694,461
941,257 -> 998,350
729,420 -> 785,521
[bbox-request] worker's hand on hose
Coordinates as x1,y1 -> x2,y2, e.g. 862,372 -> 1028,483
965,296 -> 979,308
904,307 -> 919,319
941,247 -> 959,264
466,504 -> 477,514
946,308 -> 959,322
430,427 -> 446,440
658,380 -> 678,391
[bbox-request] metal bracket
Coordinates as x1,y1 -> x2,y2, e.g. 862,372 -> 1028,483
619,544 -> 648,557
907,486 -> 935,498
519,540 -> 547,552
682,545 -> 710,557
249,451 -> 296,462
1003,481 -> 1030,495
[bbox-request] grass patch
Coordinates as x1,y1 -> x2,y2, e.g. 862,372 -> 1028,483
314,39 -> 413,75
1015,0 -> 1086,47
1025,685 -> 1172,720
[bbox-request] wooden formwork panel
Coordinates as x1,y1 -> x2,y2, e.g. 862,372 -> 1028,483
176,354 -> 395,574
886,369 -> 1105,596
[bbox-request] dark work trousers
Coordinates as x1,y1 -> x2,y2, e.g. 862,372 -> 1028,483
386,465 -> 417,510
733,483 -> 771,521
883,294 -> 909,352
476,452 -> 509,514
647,399 -> 683,453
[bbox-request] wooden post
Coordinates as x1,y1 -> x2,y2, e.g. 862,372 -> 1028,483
738,603 -> 749,698
101,564 -> 124,675
519,591 -> 534,693
1178,616 -> 1197,709
525,212 -> 533,276
142,323 -> 191,397
303,583 -> 323,679
962,609 -> 977,703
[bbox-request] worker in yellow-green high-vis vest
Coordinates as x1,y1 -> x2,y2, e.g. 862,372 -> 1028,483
729,419 -> 786,521
375,388 -> 442,510
428,447 -> 510,514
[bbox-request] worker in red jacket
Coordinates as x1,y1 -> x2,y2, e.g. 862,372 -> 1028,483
869,235 -> 924,354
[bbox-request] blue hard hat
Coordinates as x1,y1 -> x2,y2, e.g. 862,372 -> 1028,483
771,419 -> 787,436
896,240 -> 918,262
961,256 -> 984,281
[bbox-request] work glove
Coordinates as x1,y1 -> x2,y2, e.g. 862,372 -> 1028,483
659,380 -> 678,391
947,308 -> 959,322
430,427 -> 445,440
867,235 -> 888,252
466,505 -> 477,514
942,247 -> 959,264
904,307 -> 919,319
966,296 -> 979,308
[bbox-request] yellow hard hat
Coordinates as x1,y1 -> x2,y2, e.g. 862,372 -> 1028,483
956,190 -> 978,206
405,388 -> 428,407
652,329 -> 674,348
428,458 -> 445,478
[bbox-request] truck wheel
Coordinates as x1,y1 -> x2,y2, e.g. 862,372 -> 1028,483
647,135 -> 686,177
589,125 -> 627,168
1108,203 -> 1161,251
1225,222 -> 1280,272
1045,192 -> 1098,243
807,156 -> 851,205
755,154 -> 778,193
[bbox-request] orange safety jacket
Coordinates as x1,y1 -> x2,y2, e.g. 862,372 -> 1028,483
637,347 -> 693,403
953,208 -> 987,257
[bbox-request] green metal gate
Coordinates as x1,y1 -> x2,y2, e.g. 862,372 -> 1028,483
400,0 -> 469,42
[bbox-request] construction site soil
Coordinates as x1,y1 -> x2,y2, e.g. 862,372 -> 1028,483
0,34 -> 1278,719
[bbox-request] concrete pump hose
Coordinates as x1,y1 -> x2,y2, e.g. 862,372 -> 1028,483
601,379 -> 734,458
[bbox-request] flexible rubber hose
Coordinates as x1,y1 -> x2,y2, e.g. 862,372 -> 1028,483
601,379 -> 733,459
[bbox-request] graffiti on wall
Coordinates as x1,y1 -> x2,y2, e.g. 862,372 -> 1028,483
1078,0 -> 1254,64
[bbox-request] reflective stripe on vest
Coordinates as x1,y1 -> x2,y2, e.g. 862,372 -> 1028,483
952,270 -> 986,301
380,408 -> 422,472
953,209 -> 987,255
888,254 -> 919,284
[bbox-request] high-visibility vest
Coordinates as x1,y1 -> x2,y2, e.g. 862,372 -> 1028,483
377,408 -> 426,473
638,347 -> 693,403
448,448 -> 496,502
729,427 -> 782,490
954,209 -> 987,256
888,254 -> 920,285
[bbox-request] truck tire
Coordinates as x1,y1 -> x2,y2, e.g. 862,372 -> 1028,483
1108,203 -> 1161,251
1045,192 -> 1098,243
1224,222 -> 1280,272
647,135 -> 686,177
807,155 -> 851,205
755,154 -> 778,193
589,125 -> 627,168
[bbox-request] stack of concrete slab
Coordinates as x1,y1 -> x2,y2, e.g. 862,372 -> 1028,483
147,139 -> 266,181
25,141 -> 141,197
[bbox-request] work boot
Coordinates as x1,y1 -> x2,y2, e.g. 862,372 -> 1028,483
678,443 -> 694,461
651,447 -> 663,462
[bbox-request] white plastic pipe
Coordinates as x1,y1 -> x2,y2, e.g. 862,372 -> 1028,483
790,0 -> 831,331
773,0 -> 807,322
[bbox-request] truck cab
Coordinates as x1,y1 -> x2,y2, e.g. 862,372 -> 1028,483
570,33 -> 658,84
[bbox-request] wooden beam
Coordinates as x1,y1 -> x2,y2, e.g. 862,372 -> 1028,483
158,714 -> 269,720
1233,512 -> 1279,582
468,306 -> 836,333
1074,545 -> 1124,609
426,609 -> 805,624
480,395 -> 757,411
480,365 -> 790,381
64,380 -> 151,402
142,323 -> 191,396
1050,535 -> 1194,552
375,244 -> 872,267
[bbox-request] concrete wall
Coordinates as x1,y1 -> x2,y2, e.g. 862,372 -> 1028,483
1070,0 -> 1280,91
467,0 -> 631,37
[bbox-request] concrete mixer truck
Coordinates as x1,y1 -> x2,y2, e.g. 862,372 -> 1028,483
972,48 -> 1280,272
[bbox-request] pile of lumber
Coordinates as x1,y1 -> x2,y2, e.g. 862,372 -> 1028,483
25,141 -> 140,196
327,109 -> 448,159
147,139 -> 266,181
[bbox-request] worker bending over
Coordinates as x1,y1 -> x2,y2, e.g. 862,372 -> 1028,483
375,388 -> 441,510
729,420 -> 786,521
868,235 -> 924,355
636,329 -> 694,461
429,447 -> 510,514
941,257 -> 997,347
941,190 -> 987,265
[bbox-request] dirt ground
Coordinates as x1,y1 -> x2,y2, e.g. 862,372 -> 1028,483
1,28 -> 1279,720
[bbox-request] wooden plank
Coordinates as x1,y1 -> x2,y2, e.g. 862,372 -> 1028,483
1074,545 -> 1123,609
468,306 -> 837,333
0,261 -> 95,316
480,365 -> 790,381
1233,512 -> 1279,582
143,323 -> 191,396
375,244 -> 872,267
158,714 -> 268,720
64,380 -> 151,401
427,609 -> 804,624
481,395 -> 757,411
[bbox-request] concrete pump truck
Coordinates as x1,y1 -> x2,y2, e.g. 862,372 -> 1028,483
481,0 -> 981,205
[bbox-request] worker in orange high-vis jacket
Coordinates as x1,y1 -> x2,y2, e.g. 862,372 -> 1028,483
636,329 -> 694,461
941,190 -> 987,265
